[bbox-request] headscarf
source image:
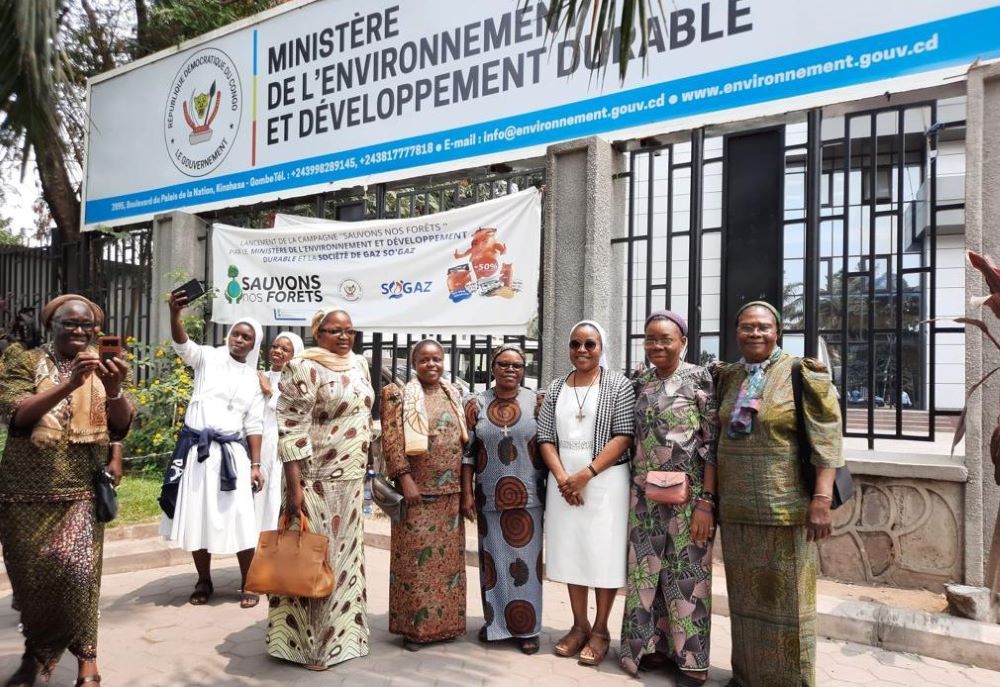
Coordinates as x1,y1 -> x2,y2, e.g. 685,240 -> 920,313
225,317 -> 263,370
41,294 -> 104,330
273,331 -> 305,357
300,309 -> 355,372
569,320 -> 609,369
490,343 -> 526,367
309,308 -> 350,340
729,302 -> 782,438
645,309 -> 688,337
735,300 -> 782,329
402,339 -> 468,455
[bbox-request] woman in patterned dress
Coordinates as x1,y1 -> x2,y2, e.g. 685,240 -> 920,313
714,301 -> 843,687
461,344 -> 545,655
538,320 -> 635,667
0,295 -> 134,687
381,339 -> 471,651
619,311 -> 719,686
266,309 -> 373,670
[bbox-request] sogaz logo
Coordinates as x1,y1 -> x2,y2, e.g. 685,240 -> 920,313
381,280 -> 432,300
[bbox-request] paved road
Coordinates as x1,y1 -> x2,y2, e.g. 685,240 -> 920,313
0,546 -> 997,686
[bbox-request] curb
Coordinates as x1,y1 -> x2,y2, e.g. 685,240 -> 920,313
2,523 -> 997,673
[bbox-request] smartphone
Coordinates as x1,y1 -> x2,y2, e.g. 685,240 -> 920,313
99,335 -> 121,363
171,278 -> 206,303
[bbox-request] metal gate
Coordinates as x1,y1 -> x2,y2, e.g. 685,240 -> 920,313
621,97 -> 966,446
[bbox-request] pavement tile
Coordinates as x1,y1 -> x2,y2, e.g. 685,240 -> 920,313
0,543 -> 995,686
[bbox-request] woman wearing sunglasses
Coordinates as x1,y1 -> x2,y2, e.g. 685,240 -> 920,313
266,309 -> 374,670
461,344 -> 546,655
537,320 -> 635,667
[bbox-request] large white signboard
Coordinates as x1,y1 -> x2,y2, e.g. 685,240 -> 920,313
211,187 -> 541,334
84,0 -> 1000,229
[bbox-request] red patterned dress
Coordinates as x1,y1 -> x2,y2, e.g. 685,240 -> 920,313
382,382 -> 467,643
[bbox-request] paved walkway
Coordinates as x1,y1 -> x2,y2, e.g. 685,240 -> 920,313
1,546 -> 997,687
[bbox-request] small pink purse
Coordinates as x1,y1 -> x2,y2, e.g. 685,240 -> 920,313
644,471 -> 690,506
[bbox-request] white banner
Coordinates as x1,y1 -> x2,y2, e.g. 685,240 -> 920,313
84,0 -> 1000,229
211,188 -> 541,333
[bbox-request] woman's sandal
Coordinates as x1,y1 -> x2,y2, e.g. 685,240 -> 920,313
188,579 -> 213,605
519,637 -> 540,655
239,592 -> 260,609
74,676 -> 101,686
477,626 -> 489,643
676,673 -> 708,687
578,631 -> 611,666
553,625 -> 590,657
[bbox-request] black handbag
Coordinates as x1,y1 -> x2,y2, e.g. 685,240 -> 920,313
792,359 -> 854,509
371,474 -> 405,522
94,469 -> 118,523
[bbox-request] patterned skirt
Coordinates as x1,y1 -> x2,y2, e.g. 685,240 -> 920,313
0,499 -> 104,672
477,506 -> 543,640
266,477 -> 369,667
389,494 -> 466,642
619,487 -> 713,675
723,523 -> 818,687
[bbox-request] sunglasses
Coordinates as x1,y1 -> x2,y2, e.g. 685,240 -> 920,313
319,327 -> 358,337
569,339 -> 599,351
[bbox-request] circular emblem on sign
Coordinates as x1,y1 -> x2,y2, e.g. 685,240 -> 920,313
339,279 -> 362,302
164,47 -> 242,177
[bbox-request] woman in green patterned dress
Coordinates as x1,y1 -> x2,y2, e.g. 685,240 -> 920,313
0,295 -> 133,687
266,309 -> 373,670
620,311 -> 719,686
714,301 -> 843,687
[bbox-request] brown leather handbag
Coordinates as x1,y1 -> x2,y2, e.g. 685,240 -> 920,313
644,471 -> 691,506
244,514 -> 334,598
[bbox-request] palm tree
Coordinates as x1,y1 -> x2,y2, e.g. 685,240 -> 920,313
0,0 -> 81,244
542,0 -> 659,81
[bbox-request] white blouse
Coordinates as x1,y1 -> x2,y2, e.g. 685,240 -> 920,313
173,338 -> 265,437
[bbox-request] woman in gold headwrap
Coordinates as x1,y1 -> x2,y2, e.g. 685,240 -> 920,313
265,309 -> 374,670
0,295 -> 134,686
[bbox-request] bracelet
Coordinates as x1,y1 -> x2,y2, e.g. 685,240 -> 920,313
251,463 -> 261,468
700,490 -> 718,504
812,493 -> 833,502
106,389 -> 125,401
587,463 -> 598,477
696,496 -> 716,509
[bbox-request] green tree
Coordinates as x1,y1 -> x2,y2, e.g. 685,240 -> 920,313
0,1 -> 283,250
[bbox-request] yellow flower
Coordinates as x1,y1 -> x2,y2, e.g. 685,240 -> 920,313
177,406 -> 186,416
155,349 -> 165,358
139,394 -> 148,404
152,379 -> 160,387
174,357 -> 183,365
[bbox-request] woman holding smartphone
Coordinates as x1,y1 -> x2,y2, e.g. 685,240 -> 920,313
160,291 -> 266,609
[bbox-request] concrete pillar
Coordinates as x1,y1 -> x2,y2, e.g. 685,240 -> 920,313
541,137 -> 627,385
963,62 -> 1000,586
149,211 -> 208,346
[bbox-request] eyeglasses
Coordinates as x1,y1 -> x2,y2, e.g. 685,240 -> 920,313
737,324 -> 776,335
643,337 -> 678,348
54,319 -> 97,332
495,361 -> 524,371
318,327 -> 357,337
569,339 -> 599,351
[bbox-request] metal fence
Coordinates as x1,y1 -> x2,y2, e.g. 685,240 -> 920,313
0,228 -> 154,368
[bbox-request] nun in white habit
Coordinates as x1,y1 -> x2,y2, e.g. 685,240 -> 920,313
161,291 -> 267,608
255,330 -> 304,531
